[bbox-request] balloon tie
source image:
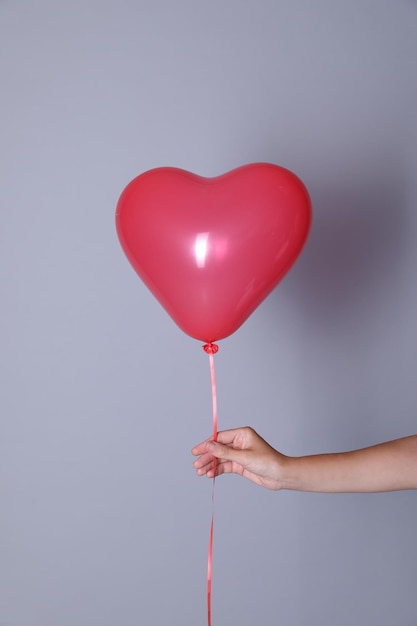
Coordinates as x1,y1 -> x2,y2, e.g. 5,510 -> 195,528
203,342 -> 219,355
203,343 -> 219,626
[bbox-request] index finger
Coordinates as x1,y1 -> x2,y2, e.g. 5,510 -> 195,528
191,439 -> 211,455
191,428 -> 245,455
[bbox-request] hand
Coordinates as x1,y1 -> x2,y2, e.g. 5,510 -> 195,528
192,427 -> 286,490
193,429 -> 417,493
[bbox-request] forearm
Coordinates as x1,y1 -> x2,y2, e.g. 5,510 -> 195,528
279,435 -> 417,493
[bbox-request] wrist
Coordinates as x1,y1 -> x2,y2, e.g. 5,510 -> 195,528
265,451 -> 298,491
275,454 -> 303,491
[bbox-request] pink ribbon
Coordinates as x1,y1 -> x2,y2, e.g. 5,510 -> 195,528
203,343 -> 219,626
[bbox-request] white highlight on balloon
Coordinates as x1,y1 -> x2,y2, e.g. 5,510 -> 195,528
195,232 -> 209,268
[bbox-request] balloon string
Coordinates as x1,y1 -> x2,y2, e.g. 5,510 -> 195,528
203,343 -> 219,626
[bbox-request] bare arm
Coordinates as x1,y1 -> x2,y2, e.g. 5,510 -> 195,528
192,428 -> 417,492
282,435 -> 417,492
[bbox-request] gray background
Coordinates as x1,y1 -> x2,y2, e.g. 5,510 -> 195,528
1,1 -> 417,625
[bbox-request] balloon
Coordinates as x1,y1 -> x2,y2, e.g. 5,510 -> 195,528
116,163 -> 311,343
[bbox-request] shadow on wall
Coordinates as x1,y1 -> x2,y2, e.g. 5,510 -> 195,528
277,175 -> 409,331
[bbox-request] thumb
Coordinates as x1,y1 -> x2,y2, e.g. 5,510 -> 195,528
208,441 -> 248,464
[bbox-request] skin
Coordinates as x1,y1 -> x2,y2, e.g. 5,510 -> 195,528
192,427 -> 417,492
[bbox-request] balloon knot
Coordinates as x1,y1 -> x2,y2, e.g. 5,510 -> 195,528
203,343 -> 219,355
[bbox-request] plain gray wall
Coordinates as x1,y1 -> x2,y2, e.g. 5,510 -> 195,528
1,1 -> 417,625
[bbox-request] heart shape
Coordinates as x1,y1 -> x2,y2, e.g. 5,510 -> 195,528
116,163 -> 311,342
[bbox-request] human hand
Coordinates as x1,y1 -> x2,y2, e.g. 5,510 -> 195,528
192,427 -> 286,490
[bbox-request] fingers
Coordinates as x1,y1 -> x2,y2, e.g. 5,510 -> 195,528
193,443 -> 237,477
193,441 -> 248,476
192,450 -> 214,476
192,440 -> 238,465
191,436 -> 224,457
191,427 -> 257,456
191,442 -> 208,456
215,428 -> 247,445
193,451 -> 213,470
194,456 -> 234,478
210,440 -> 252,468
192,427 -> 260,480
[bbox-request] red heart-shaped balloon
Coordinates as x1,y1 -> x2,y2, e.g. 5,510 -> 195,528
116,163 -> 311,343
